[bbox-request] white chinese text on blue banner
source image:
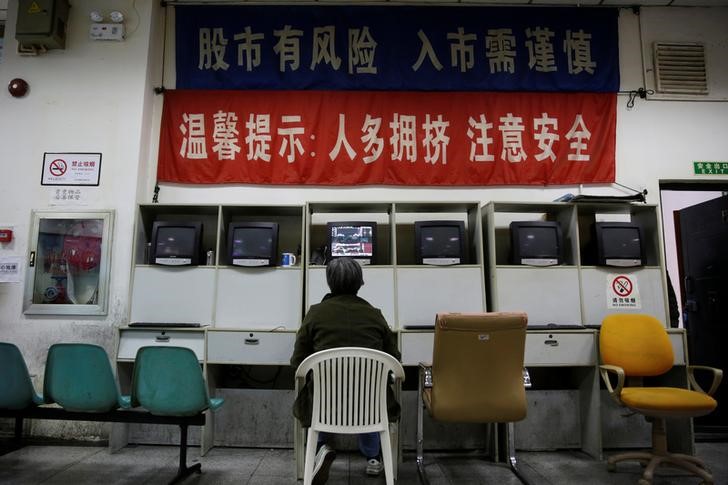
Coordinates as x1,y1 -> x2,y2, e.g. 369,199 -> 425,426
175,5 -> 619,92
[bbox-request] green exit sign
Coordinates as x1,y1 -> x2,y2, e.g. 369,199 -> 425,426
694,161 -> 728,175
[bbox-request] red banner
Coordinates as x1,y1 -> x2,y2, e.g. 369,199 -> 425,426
157,90 -> 615,186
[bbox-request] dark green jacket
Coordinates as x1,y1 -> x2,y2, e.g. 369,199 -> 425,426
291,293 -> 401,427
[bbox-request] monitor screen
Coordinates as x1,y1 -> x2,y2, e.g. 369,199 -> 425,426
510,221 -> 562,266
596,222 -> 643,267
151,222 -> 202,266
228,222 -> 278,267
328,222 -> 376,264
415,220 -> 466,265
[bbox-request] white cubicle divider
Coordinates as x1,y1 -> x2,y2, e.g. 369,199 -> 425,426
580,266 -> 667,326
483,201 -> 670,327
115,200 -> 688,458
492,266 -> 582,326
214,267 -> 303,329
396,266 -> 485,327
306,265 -> 396,327
130,266 -> 216,324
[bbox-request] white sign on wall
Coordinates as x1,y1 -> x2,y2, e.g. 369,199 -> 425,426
606,273 -> 641,309
41,152 -> 102,186
0,256 -> 21,283
49,188 -> 88,206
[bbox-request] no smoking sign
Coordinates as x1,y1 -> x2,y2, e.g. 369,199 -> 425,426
41,152 -> 102,186
607,273 -> 641,309
612,275 -> 633,297
48,159 -> 67,177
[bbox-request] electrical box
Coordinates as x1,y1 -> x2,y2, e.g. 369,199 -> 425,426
16,0 -> 71,50
90,23 -> 125,42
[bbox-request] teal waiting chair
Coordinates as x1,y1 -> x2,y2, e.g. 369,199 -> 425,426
0,342 -> 44,410
0,342 -> 44,445
43,343 -> 131,412
131,346 -> 223,484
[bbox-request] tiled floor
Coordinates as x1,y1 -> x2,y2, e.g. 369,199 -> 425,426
0,442 -> 726,484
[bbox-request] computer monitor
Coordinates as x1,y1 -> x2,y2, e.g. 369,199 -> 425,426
150,221 -> 203,266
414,220 -> 466,265
327,221 -> 377,265
510,221 -> 563,266
227,222 -> 279,267
595,222 -> 644,267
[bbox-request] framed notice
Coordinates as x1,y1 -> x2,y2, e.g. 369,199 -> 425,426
41,152 -> 102,186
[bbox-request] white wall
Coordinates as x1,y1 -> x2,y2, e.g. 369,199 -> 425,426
640,7 -> 728,101
0,0 -> 159,438
0,4 -> 727,440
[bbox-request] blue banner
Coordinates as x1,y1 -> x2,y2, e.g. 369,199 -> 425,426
175,5 -> 619,92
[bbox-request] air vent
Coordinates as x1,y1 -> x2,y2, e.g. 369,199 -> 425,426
653,42 -> 708,95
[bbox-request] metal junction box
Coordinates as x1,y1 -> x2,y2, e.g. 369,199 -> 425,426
16,0 -> 70,50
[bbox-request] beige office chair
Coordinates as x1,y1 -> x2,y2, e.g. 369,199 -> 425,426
417,312 -> 529,484
295,347 -> 405,485
599,313 -> 722,485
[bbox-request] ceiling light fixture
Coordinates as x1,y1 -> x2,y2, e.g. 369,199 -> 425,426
109,11 -> 125,23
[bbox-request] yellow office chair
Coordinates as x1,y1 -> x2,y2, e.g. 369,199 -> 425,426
599,313 -> 722,485
417,312 -> 529,484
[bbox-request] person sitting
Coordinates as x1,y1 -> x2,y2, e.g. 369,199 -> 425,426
290,257 -> 401,484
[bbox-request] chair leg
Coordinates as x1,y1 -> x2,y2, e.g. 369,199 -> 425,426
607,418 -> 714,485
655,455 -> 713,483
390,422 -> 399,480
634,453 -> 714,485
670,452 -> 711,469
607,451 -> 654,471
380,430 -> 395,485
302,428 -> 318,485
505,422 -> 532,485
416,376 -> 429,485
295,418 -> 305,479
168,424 -> 201,485
14,417 -> 23,447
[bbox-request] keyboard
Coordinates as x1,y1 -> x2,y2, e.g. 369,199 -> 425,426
403,324 -> 435,330
128,322 -> 203,328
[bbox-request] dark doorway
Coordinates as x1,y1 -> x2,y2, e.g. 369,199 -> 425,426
661,181 -> 728,435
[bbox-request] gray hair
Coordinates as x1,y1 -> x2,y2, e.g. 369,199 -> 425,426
326,257 -> 364,295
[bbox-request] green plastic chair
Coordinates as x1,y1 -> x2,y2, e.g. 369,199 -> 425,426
131,346 -> 223,483
43,343 -> 131,412
1,342 -> 45,447
131,346 -> 223,415
0,342 -> 44,410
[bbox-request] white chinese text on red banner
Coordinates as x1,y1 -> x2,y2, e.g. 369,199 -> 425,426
157,90 -> 615,186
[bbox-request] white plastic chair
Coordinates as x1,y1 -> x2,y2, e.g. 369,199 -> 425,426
295,347 -> 405,485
